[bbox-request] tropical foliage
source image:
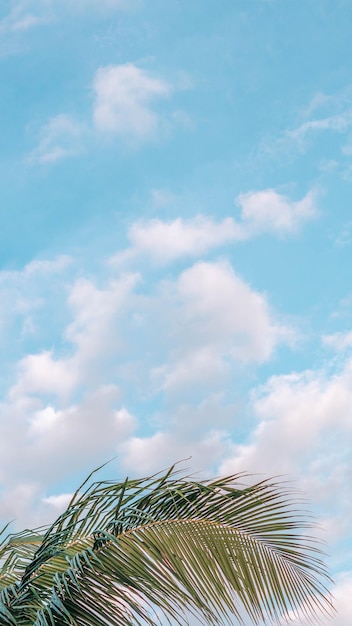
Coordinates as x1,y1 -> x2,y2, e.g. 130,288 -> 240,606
0,464 -> 333,625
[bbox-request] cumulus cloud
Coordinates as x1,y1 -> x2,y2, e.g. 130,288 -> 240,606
93,64 -> 172,139
11,351 -> 78,400
235,188 -> 317,236
219,360 -> 352,558
0,383 -> 136,513
0,241 -> 294,529
42,492 -> 73,511
28,388 -> 136,470
0,256 -> 71,284
111,189 -> 317,267
126,216 -> 241,263
65,274 -> 140,372
118,261 -> 293,475
0,266 -> 143,528
146,260 -> 292,399
9,271 -> 140,401
0,241 -> 349,620
0,389 -> 136,528
220,363 -> 352,476
173,261 -> 291,362
121,429 -> 228,477
119,392 -> 242,478
28,63 -> 180,163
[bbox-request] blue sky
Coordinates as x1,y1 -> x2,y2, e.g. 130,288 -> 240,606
1,0 -> 352,622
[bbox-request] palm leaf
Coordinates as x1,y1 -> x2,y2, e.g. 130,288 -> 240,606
0,466 -> 334,625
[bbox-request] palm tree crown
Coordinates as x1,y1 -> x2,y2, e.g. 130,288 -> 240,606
0,464 -> 333,625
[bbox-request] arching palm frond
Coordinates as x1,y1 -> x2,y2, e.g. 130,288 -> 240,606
0,465 -> 334,625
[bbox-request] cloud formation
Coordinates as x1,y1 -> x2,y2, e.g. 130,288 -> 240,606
28,63 -> 181,161
0,239 -> 292,527
0,202 -> 345,612
126,216 -> 241,262
0,0 -> 130,32
236,188 -> 317,236
286,109 -> 352,146
112,189 -> 317,266
219,360 -> 352,564
93,64 -> 172,139
27,115 -> 84,164
322,331 -> 352,352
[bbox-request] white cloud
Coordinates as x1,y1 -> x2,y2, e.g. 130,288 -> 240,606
93,64 -> 172,139
0,384 -> 136,490
331,574 -> 352,626
151,347 -> 227,395
0,249 -> 291,517
0,244 -> 349,617
28,388 -> 136,466
236,188 -> 317,236
219,360 -> 352,559
28,114 -> 85,164
280,573 -> 352,626
0,389 -> 136,528
221,363 -> 352,476
65,273 -> 140,370
11,351 -> 78,400
5,271 -> 140,405
0,266 -> 143,529
0,481 -> 43,528
322,331 -> 352,352
0,255 -> 71,283
286,109 -> 352,145
273,91 -> 352,162
42,492 -> 73,511
0,255 -> 72,350
143,260 -> 293,414
111,189 -> 317,267
28,63 -> 179,163
126,216 -> 241,263
173,261 -> 292,363
121,429 -> 229,477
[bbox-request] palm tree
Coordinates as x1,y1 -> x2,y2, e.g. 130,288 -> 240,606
0,464 -> 333,626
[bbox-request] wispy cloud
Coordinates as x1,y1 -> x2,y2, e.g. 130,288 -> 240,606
322,331 -> 352,352
27,114 -> 85,164
269,90 -> 352,167
0,0 -> 131,33
285,109 -> 352,146
0,1 -> 52,33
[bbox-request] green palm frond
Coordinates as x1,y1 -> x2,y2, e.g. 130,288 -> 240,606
0,465 -> 334,626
